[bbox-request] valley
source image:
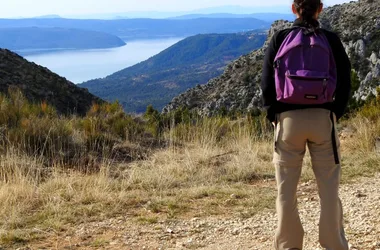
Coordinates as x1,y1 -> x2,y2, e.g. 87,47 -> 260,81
81,32 -> 267,113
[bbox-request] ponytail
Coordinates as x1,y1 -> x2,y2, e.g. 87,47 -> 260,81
294,0 -> 321,28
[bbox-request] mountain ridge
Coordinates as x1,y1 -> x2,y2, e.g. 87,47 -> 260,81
61,6 -> 290,19
0,27 -> 125,51
169,13 -> 294,22
0,18 -> 270,41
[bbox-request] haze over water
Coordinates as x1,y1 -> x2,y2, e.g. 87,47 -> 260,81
21,38 -> 183,84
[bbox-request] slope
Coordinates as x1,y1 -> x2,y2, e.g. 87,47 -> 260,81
0,49 -> 102,115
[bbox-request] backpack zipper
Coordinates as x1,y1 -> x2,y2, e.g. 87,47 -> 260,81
322,78 -> 328,98
286,75 -> 328,81
323,78 -> 328,87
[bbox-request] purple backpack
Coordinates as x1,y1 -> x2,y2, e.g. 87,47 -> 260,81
274,28 -> 337,105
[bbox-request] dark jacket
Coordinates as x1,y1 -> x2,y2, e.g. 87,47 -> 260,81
261,19 -> 352,122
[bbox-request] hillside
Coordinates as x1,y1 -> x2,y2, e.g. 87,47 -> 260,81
0,49 -> 102,115
164,0 -> 380,116
0,27 -> 126,51
0,18 -> 270,40
81,32 -> 266,113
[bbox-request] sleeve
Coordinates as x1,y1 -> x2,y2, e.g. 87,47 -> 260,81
261,32 -> 278,122
330,34 -> 352,120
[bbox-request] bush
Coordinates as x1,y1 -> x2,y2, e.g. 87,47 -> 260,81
356,87 -> 380,122
0,88 -> 152,171
0,87 -> 57,128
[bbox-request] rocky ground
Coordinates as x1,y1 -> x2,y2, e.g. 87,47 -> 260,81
22,173 -> 380,250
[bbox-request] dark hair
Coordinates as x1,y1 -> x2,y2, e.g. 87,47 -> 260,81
294,0 -> 321,28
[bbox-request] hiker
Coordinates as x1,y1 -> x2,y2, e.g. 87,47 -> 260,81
261,0 -> 352,249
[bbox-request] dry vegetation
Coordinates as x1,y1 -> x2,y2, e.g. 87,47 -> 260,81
0,88 -> 379,248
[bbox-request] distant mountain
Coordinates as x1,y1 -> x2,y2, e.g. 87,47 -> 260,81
170,13 -> 295,22
0,18 -> 270,41
190,5 -> 291,15
0,27 -> 126,51
80,32 -> 267,113
164,0 -> 380,116
65,5 -> 290,19
0,49 -> 103,115
35,15 -> 62,19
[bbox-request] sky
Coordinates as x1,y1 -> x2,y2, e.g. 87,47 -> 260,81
0,0 -> 355,18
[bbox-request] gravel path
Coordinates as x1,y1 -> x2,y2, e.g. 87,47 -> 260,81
28,173 -> 380,250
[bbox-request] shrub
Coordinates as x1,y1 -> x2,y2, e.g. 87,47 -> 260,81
356,87 -> 380,122
0,88 -> 153,171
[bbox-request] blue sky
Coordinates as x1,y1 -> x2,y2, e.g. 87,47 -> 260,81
0,0 -> 355,18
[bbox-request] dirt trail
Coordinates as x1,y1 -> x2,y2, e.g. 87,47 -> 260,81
22,174 -> 380,250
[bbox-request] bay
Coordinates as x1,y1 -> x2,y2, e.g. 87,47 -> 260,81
21,37 -> 184,84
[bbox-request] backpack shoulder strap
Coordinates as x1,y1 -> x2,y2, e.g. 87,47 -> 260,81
274,28 -> 305,62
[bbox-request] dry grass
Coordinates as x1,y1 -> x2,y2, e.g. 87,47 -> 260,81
0,114 -> 279,246
338,104 -> 380,181
0,90 -> 379,247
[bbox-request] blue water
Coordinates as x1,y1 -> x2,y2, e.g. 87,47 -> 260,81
21,37 -> 184,84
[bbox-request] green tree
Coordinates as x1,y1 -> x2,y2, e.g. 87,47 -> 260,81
144,105 -> 163,138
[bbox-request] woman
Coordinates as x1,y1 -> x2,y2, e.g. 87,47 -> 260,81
261,0 -> 351,249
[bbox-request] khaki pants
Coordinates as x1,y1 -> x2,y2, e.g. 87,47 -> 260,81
273,109 -> 348,250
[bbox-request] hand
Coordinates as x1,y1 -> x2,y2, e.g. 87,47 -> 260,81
272,122 -> 276,127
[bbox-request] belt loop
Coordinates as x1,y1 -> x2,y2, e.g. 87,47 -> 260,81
330,112 -> 340,165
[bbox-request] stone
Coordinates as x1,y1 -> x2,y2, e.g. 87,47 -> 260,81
374,62 -> 380,78
355,39 -> 366,58
370,52 -> 378,65
365,72 -> 373,83
356,192 -> 367,198
231,228 -> 240,235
